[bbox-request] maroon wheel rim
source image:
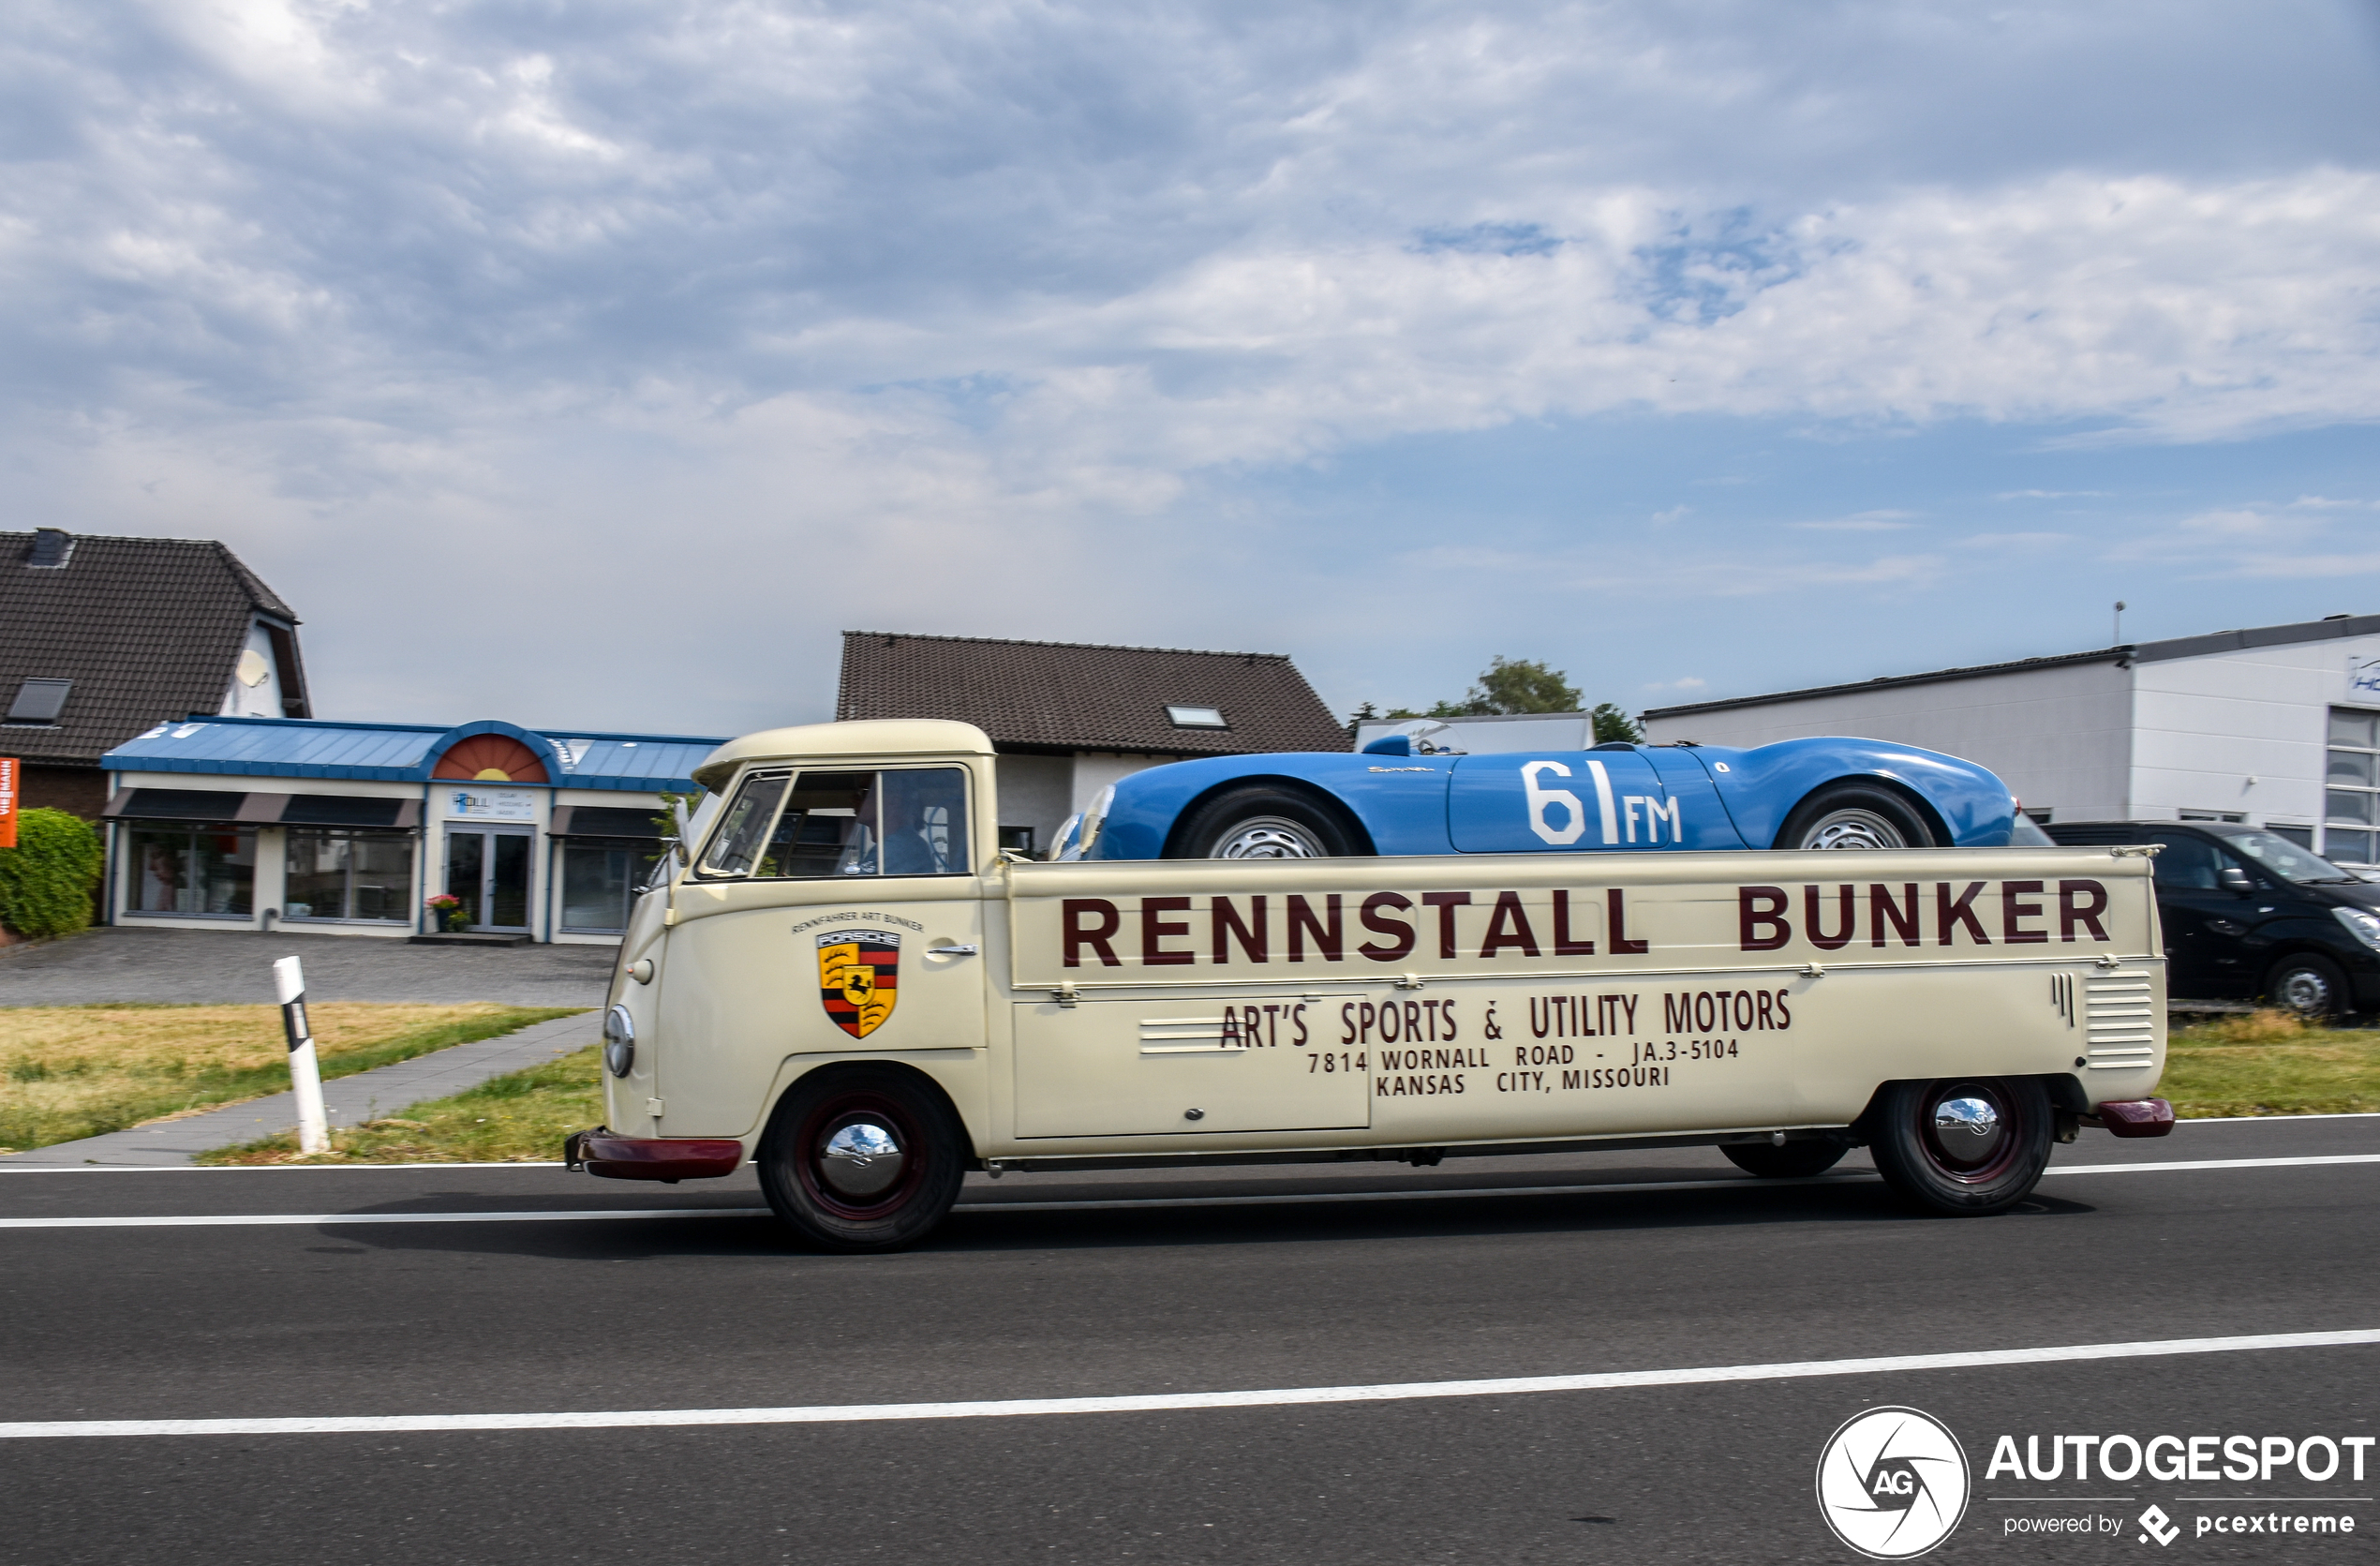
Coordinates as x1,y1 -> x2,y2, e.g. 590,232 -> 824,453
791,1089 -> 929,1221
1914,1079 -> 2025,1186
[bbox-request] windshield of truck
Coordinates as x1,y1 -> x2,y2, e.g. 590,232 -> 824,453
698,768 -> 972,879
2220,828 -> 2363,885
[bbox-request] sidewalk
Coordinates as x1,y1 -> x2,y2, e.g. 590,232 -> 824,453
1,1011 -> 602,1167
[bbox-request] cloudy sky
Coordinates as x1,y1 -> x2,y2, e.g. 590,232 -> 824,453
7,0 -> 2379,738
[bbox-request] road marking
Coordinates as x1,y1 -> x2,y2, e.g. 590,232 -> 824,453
0,1153 -> 2371,1229
1,1328 -> 2372,1439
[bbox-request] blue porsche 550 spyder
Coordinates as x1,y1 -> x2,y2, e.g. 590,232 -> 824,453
1061,726 -> 2021,861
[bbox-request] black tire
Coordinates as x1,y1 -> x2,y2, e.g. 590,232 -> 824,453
2266,953 -> 2351,1022
1168,784 -> 1364,859
1721,1140 -> 1848,1178
1867,1076 -> 2053,1216
1773,781 -> 1939,851
757,1066 -> 969,1253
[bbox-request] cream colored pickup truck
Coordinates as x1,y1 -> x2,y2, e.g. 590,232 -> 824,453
564,720 -> 2175,1251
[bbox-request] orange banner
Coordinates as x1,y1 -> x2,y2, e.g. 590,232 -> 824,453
0,756 -> 16,849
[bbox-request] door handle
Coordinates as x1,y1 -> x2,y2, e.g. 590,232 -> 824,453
928,944 -> 980,958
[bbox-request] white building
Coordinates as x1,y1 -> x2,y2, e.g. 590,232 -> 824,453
1640,613 -> 2380,865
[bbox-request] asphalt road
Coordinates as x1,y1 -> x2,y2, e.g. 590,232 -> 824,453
0,1118 -> 2372,1565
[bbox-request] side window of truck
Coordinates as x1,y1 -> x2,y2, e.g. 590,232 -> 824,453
697,768 -> 970,880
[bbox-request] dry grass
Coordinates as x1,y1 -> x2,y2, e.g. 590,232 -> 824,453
200,1045 -> 604,1165
2163,1009 -> 2380,1117
0,1003 -> 581,1151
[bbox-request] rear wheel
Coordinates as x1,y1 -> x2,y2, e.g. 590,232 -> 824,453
2267,953 -> 2350,1022
758,1066 -> 968,1252
1867,1076 -> 2052,1216
1774,782 -> 1938,851
1721,1141 -> 1848,1178
1168,785 -> 1363,859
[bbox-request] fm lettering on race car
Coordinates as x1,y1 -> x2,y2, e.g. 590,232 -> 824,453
1522,759 -> 1682,846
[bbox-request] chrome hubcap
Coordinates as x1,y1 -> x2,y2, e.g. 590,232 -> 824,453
1210,817 -> 1326,858
1929,1094 -> 2005,1168
817,1121 -> 904,1198
1801,808 -> 1908,850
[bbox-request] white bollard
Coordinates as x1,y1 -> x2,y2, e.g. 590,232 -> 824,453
273,956 -> 332,1156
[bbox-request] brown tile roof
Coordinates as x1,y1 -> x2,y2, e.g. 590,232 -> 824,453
838,632 -> 1349,755
0,530 -> 307,768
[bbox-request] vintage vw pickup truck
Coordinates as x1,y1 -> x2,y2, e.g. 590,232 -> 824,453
564,721 -> 2175,1252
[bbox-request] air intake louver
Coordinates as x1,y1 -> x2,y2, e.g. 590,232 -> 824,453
2084,970 -> 2157,1068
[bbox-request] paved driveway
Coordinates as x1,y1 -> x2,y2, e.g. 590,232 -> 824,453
0,928 -> 617,1007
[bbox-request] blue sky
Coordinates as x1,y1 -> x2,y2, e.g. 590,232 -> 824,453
5,1 -> 2378,735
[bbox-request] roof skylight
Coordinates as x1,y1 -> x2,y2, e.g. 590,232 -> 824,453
5,679 -> 71,724
1166,704 -> 1227,728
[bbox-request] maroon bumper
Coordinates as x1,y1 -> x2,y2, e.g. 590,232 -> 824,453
564,1127 -> 745,1182
2087,1098 -> 2176,1138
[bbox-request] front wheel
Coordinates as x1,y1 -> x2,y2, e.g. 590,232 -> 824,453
1773,781 -> 1939,851
1867,1076 -> 2052,1216
2267,953 -> 2350,1022
1168,785 -> 1364,859
758,1066 -> 969,1252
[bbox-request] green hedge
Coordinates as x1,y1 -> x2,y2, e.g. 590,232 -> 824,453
0,809 -> 105,939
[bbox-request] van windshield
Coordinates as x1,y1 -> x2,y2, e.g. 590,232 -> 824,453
2220,830 -> 2361,885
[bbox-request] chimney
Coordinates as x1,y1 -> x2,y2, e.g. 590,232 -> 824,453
27,529 -> 72,569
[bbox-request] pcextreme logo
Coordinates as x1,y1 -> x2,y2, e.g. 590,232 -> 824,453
1816,1406 -> 1973,1559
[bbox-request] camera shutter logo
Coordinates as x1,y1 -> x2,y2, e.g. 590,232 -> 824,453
1815,1406 -> 1971,1559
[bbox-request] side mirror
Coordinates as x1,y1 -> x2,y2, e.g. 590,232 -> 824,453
2218,865 -> 2254,893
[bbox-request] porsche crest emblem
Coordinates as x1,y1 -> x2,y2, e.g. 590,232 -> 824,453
817,930 -> 900,1038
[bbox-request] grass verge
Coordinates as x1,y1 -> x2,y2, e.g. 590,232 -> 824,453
0,1004 -> 582,1151
199,1045 -> 603,1165
2162,1010 -> 2380,1117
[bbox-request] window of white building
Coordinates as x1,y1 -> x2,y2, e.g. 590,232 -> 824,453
2324,708 -> 2380,865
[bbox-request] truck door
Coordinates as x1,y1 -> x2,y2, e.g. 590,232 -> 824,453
655,764 -> 989,1136
1450,749 -> 1684,853
1011,993 -> 1369,1138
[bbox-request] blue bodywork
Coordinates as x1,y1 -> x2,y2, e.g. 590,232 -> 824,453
1087,738 -> 2017,859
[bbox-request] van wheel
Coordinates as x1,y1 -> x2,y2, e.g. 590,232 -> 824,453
1774,782 -> 1937,850
1721,1141 -> 1848,1178
758,1066 -> 968,1253
1867,1077 -> 2051,1216
1169,785 -> 1363,859
2267,954 -> 2349,1022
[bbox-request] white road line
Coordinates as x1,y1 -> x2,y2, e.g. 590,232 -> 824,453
2,1328 -> 2372,1439
0,1152 -> 2369,1229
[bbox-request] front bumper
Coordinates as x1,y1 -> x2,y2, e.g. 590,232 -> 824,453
2083,1098 -> 2176,1138
563,1126 -> 745,1182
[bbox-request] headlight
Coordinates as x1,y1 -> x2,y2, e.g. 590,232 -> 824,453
2332,906 -> 2380,952
602,1004 -> 636,1077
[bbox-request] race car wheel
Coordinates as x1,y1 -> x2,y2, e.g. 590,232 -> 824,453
1170,786 -> 1363,859
1774,782 -> 1938,851
1720,1140 -> 1848,1178
1867,1076 -> 2052,1216
2267,953 -> 2350,1022
758,1066 -> 968,1253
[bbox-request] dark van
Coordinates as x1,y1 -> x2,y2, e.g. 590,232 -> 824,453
2043,821 -> 2380,1019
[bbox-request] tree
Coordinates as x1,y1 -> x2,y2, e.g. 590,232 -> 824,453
1589,703 -> 1644,744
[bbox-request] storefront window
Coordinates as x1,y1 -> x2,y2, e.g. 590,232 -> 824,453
285,830 -> 415,921
560,840 -> 648,932
127,827 -> 256,917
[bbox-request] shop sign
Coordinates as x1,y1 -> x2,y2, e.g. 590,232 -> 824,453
444,787 -> 536,822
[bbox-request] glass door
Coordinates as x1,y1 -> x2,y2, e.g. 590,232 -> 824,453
444,828 -> 533,932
